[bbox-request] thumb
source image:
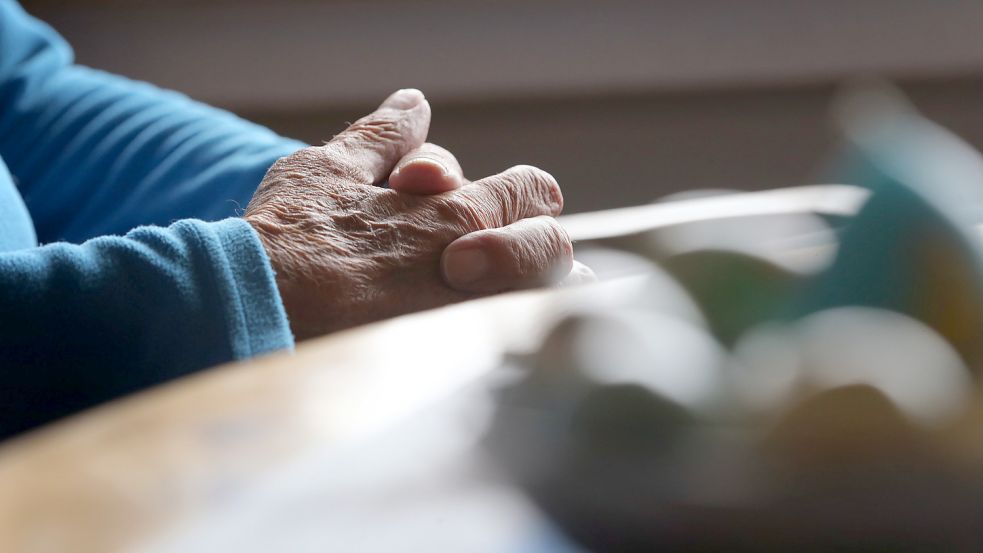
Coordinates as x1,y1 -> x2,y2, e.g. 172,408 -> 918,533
324,88 -> 431,185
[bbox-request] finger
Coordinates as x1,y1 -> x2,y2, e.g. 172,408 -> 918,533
441,215 -> 573,293
323,88 -> 432,185
445,165 -> 563,230
559,260 -> 598,287
389,143 -> 465,194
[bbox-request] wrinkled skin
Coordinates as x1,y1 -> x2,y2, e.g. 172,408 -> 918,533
246,89 -> 593,339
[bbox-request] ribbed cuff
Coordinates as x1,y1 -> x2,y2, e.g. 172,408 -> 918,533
205,217 -> 294,358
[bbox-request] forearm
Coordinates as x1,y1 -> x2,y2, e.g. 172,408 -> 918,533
0,218 -> 292,439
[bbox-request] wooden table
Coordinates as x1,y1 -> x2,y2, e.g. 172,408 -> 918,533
0,185 -> 867,553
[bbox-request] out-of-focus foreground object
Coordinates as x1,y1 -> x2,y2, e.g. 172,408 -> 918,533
488,85 -> 983,552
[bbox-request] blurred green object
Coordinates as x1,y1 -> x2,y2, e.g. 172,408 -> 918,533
663,249 -> 801,347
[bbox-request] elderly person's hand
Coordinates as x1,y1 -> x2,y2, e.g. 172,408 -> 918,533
245,89 -> 592,339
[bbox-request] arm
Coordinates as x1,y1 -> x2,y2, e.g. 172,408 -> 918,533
0,2 -> 584,439
0,2 -> 296,438
0,0 -> 305,243
0,218 -> 291,439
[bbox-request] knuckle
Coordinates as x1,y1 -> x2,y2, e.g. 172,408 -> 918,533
267,149 -> 317,179
319,143 -> 376,183
463,229 -> 527,280
515,217 -> 573,283
541,216 -> 573,258
287,147 -> 327,167
433,194 -> 495,231
505,165 -> 563,216
479,229 -> 514,259
493,219 -> 570,279
266,156 -> 292,177
342,111 -> 404,148
502,234 -> 544,281
268,146 -> 366,184
483,181 -> 518,223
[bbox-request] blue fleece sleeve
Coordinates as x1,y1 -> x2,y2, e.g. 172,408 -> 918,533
0,0 -> 306,243
0,1 -> 301,438
0,218 -> 292,439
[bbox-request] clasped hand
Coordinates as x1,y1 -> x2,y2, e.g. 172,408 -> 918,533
246,89 -> 593,339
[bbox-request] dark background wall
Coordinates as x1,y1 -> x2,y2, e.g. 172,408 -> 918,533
21,0 -> 983,213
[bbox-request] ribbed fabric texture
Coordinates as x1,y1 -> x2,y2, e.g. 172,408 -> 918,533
0,0 -> 302,439
0,219 -> 293,438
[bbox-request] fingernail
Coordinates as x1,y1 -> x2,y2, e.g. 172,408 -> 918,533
397,156 -> 449,176
443,247 -> 490,287
381,88 -> 425,110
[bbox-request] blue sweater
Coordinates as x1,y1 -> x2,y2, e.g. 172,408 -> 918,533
0,1 -> 304,439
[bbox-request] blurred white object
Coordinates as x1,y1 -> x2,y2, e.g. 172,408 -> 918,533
551,247 -> 707,326
736,307 -> 972,424
560,185 -> 867,242
652,212 -> 837,274
571,310 -> 726,410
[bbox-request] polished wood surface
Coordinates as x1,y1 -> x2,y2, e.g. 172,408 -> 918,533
0,186 -> 865,553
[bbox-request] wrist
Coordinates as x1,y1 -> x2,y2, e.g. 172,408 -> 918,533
244,214 -> 305,337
